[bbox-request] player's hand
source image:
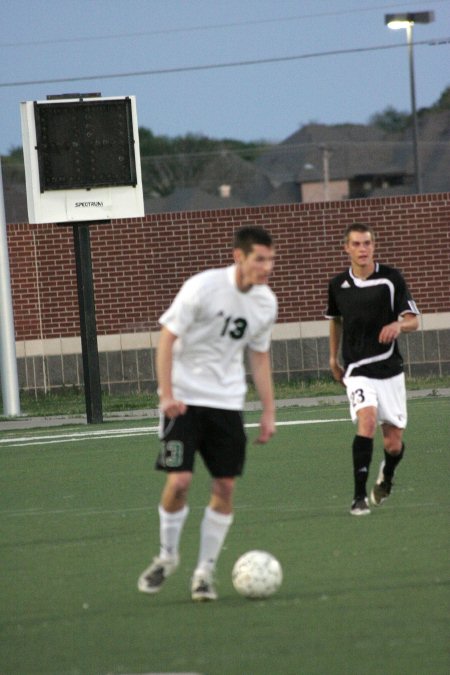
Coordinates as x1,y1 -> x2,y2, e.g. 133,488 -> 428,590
254,410 -> 276,444
378,321 -> 401,344
330,362 -> 345,386
159,396 -> 187,418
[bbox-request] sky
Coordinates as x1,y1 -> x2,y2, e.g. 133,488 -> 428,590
1,0 -> 449,155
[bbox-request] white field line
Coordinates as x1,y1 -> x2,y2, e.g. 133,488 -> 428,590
1,499 -> 442,520
0,418 -> 348,448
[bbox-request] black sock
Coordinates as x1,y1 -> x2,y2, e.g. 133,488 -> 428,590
383,443 -> 405,480
352,435 -> 373,499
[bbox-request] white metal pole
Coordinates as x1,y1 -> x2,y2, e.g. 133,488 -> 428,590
0,157 -> 21,417
406,23 -> 422,194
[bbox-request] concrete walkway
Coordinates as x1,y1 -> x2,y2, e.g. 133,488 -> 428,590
1,389 -> 448,431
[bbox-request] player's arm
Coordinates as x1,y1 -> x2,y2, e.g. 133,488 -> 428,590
329,317 -> 345,384
378,312 -> 419,344
156,326 -> 187,418
248,349 -> 276,444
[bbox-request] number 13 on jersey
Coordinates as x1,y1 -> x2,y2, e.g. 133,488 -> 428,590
220,316 -> 248,340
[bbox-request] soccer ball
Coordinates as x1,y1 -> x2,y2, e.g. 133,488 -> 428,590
232,550 -> 282,599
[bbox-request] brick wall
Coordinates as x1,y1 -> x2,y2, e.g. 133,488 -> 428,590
8,193 -> 450,342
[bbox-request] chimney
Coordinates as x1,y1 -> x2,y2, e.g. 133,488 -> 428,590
219,184 -> 231,198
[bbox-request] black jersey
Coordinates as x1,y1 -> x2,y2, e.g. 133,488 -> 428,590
326,263 -> 419,379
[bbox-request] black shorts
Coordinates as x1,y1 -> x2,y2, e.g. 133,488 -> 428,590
155,406 -> 247,478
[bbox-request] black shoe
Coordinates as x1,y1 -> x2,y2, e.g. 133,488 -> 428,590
350,497 -> 371,516
370,461 -> 393,506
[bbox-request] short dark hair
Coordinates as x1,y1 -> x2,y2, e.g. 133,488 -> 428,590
344,222 -> 375,243
233,226 -> 273,253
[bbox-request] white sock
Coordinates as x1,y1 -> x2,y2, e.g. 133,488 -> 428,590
196,506 -> 234,573
158,504 -> 189,560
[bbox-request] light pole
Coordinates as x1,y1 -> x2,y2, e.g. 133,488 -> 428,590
385,11 -> 434,194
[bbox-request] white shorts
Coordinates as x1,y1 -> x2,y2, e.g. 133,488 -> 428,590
343,373 -> 407,428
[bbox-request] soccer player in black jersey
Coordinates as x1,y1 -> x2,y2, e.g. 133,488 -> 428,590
326,223 -> 419,515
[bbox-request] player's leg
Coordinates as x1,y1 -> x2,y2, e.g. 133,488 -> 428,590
191,409 -> 245,600
138,472 -> 192,594
370,425 -> 404,506
351,407 -> 377,514
195,479 -> 235,570
158,470 -> 192,556
370,374 -> 407,507
344,376 -> 378,516
138,410 -> 196,594
191,478 -> 235,601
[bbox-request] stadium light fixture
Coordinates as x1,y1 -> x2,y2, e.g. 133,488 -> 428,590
384,11 -> 434,193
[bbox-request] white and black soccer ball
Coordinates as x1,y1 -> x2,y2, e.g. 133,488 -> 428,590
232,550 -> 282,599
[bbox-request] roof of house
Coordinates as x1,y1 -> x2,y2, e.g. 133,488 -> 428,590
260,181 -> 301,205
418,110 -> 450,192
144,186 -> 245,213
196,151 -> 274,205
255,111 -> 450,193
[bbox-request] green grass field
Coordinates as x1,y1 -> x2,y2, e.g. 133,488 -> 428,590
1,396 -> 449,675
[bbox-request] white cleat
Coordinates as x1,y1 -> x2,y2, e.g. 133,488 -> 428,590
191,569 -> 218,602
138,555 -> 179,594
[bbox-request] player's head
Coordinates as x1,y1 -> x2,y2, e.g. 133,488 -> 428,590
233,226 -> 275,289
344,222 -> 375,244
233,226 -> 273,254
344,223 -> 375,269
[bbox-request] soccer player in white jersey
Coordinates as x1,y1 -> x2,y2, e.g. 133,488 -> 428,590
138,226 -> 277,600
326,223 -> 419,516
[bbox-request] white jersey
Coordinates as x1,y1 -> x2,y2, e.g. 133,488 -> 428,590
159,264 -> 277,410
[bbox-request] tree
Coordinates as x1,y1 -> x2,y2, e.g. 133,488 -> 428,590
1,147 -> 25,183
138,128 -> 264,197
431,86 -> 450,111
369,106 -> 410,133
